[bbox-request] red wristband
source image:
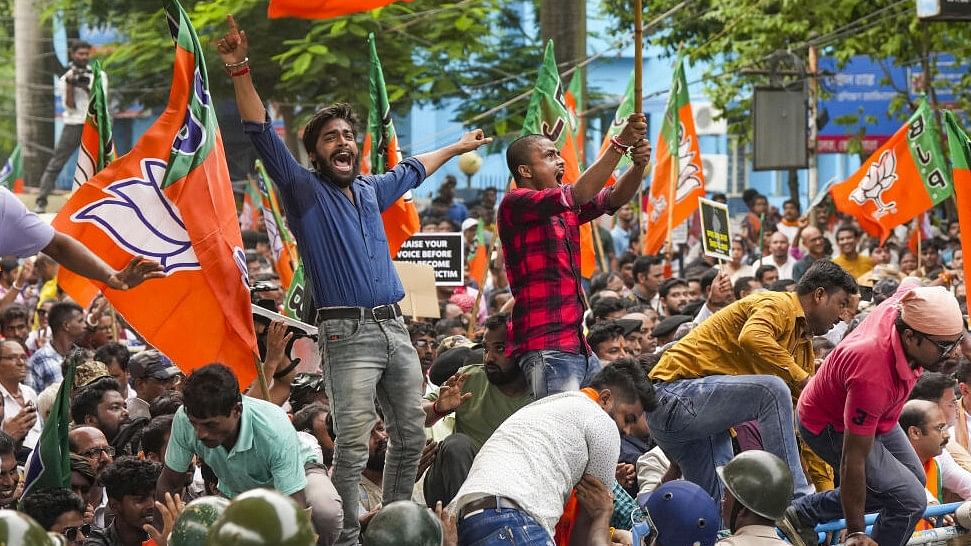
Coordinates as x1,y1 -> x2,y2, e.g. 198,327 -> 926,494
610,136 -> 632,154
229,66 -> 251,78
432,399 -> 449,418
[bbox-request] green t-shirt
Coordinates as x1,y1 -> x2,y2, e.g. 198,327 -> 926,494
428,365 -> 532,451
165,396 -> 315,498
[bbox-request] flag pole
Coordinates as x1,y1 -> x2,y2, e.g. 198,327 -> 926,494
634,0 -> 646,253
253,354 -> 271,401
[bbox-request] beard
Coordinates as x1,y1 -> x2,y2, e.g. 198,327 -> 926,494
316,154 -> 360,188
485,364 -> 521,386
366,444 -> 387,472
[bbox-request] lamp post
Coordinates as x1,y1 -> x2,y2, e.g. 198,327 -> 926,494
458,150 -> 483,188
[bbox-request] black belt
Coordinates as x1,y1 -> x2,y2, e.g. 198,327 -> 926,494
316,303 -> 401,322
458,496 -> 522,520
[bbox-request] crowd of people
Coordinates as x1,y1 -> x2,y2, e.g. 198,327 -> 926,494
0,14 -> 969,546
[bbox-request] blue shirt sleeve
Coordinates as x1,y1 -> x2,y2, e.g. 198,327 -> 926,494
360,157 -> 427,212
242,116 -> 312,195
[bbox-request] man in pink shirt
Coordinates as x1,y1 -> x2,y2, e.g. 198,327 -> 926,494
780,283 -> 966,546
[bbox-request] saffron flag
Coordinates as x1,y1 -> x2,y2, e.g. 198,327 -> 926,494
0,144 -> 23,193
255,160 -> 298,289
73,60 -> 115,188
830,100 -> 952,242
595,72 -> 637,188
21,359 -> 75,500
644,57 -> 705,256
907,213 -> 933,255
564,68 -> 585,166
944,111 -> 971,292
239,177 -> 261,231
269,0 -> 407,19
522,40 -> 596,277
53,0 -> 258,386
467,219 -> 489,289
361,33 -> 420,256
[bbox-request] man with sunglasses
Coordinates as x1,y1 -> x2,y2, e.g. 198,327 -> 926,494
781,283 -> 967,546
22,488 -> 90,546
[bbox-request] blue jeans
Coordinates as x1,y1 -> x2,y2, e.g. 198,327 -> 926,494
457,507 -> 555,546
319,314 -> 426,546
519,350 -> 601,399
791,423 -> 926,546
646,375 -> 812,505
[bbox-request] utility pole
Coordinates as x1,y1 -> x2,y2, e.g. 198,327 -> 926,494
15,0 -> 55,188
807,46 -> 819,202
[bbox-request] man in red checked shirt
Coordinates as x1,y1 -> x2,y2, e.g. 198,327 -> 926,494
498,114 -> 650,399
780,282 -> 967,546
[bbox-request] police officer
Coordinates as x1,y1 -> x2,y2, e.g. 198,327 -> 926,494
716,451 -> 794,546
364,501 -> 442,546
642,481 -> 720,546
208,489 -> 316,546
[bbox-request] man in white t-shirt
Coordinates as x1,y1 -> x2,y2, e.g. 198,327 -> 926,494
452,358 -> 656,545
35,40 -> 98,213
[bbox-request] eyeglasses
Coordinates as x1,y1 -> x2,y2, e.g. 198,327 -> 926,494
413,340 -> 439,349
62,524 -> 92,541
915,331 -> 964,358
79,446 -> 114,459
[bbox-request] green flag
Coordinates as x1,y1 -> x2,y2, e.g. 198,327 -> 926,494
522,40 -> 597,277
0,144 -> 22,190
73,60 -> 115,187
21,360 -> 76,500
283,262 -> 307,320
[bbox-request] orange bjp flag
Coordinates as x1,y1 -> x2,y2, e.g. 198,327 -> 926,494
830,99 -> 952,242
269,0 -> 408,19
53,0 -> 258,387
644,57 -> 705,256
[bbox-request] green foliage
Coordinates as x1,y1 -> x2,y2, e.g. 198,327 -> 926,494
0,0 -> 18,154
58,0 -> 508,138
601,0 -> 971,144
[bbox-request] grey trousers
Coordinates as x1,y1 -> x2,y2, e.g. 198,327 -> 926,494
320,314 -> 426,546
36,123 -> 83,206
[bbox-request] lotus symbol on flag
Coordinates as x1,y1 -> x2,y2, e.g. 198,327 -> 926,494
850,149 -> 898,219
649,195 -> 667,223
676,123 -> 703,202
71,158 -> 200,275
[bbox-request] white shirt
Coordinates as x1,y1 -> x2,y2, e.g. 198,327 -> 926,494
452,392 -> 620,538
937,449 -> 971,500
756,255 -> 797,281
0,382 -> 41,449
55,66 -> 104,125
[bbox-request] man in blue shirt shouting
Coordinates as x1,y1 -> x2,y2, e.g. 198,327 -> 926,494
216,16 -> 491,545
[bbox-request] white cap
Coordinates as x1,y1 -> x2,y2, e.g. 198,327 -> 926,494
461,218 -> 478,232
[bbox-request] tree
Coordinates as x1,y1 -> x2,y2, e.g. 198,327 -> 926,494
602,0 -> 971,152
60,0 -> 503,149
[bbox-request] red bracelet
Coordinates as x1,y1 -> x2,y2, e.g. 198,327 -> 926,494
229,66 -> 251,78
432,399 -> 450,418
